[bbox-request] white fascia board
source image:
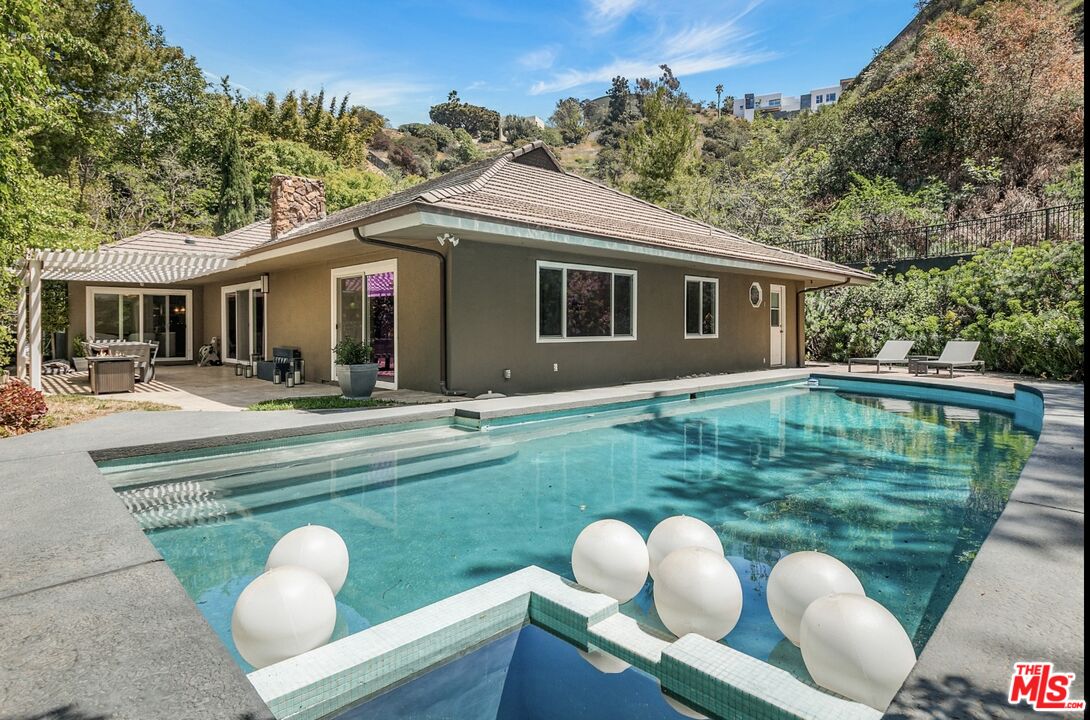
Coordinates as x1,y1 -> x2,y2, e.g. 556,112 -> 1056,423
415,211 -> 862,283
233,209 -> 864,284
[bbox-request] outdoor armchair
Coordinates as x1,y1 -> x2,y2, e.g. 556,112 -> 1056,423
847,340 -> 915,372
914,340 -> 984,377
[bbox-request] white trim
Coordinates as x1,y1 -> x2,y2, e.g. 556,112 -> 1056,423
235,210 -> 868,285
219,281 -> 266,365
748,281 -> 764,308
28,260 -> 42,390
535,260 -> 637,344
330,260 -> 398,390
769,283 -> 786,367
683,275 -> 719,339
85,286 -> 194,361
418,211 -> 867,284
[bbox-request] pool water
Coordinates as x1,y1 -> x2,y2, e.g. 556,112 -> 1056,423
337,624 -> 699,720
103,383 -> 1038,679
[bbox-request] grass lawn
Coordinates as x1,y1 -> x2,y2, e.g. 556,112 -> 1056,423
247,395 -> 398,411
1,395 -> 178,438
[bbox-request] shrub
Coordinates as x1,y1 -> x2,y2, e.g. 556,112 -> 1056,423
400,122 -> 455,150
0,379 -> 48,433
387,144 -> 430,177
805,239 -> 1085,380
368,130 -> 392,151
333,337 -> 374,365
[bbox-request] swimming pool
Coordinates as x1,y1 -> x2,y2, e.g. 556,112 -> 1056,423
102,380 -> 1038,682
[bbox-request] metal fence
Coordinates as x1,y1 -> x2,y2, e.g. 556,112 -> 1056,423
781,202 -> 1084,267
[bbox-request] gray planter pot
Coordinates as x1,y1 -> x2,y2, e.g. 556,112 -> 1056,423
336,363 -> 379,399
72,356 -> 89,372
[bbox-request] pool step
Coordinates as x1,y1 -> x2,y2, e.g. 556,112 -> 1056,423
105,425 -> 481,490
119,438 -> 518,530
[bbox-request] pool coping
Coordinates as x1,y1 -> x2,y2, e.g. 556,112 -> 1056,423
0,368 -> 1081,720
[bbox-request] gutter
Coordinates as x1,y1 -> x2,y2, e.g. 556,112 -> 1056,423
352,227 -> 465,396
795,277 -> 853,366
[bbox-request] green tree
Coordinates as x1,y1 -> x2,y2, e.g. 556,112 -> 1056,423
621,87 -> 699,203
215,124 -> 255,233
429,91 -> 500,141
550,98 -> 588,145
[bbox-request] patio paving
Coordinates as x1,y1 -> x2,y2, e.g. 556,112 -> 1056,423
41,363 -> 456,410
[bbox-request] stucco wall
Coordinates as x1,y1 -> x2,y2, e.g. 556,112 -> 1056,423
199,249 -> 441,389
67,281 -> 204,362
446,240 -> 801,395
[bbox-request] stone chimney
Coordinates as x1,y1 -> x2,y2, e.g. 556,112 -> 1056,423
270,174 -> 326,240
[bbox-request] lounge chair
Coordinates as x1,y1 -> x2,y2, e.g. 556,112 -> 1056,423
914,340 -> 984,377
848,340 -> 915,373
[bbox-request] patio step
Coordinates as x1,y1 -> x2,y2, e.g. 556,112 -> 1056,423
104,425 -> 484,490
118,435 -> 519,530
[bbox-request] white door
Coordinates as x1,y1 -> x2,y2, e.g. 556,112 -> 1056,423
331,260 -> 397,389
221,281 -> 266,364
769,284 -> 785,366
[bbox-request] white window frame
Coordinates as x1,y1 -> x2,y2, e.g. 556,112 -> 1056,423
86,286 -> 194,361
330,259 -> 398,389
749,281 -> 764,308
220,280 -> 267,365
683,275 -> 719,339
535,260 -> 637,343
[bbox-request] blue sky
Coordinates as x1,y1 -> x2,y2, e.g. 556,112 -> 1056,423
134,0 -> 917,126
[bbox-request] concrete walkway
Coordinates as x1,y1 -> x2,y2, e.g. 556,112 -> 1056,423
41,363 -> 456,411
0,367 -> 1082,720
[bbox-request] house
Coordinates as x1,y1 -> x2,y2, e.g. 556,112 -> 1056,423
16,142 -> 871,396
733,79 -> 853,121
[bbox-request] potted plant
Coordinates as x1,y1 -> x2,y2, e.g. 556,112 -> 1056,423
333,337 -> 378,399
71,334 -> 89,372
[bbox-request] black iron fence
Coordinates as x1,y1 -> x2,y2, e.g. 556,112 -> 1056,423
781,202 -> 1084,267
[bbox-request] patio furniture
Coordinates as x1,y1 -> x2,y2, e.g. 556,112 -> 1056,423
87,356 -> 135,395
257,347 -> 302,383
847,340 -> 915,373
98,341 -> 157,382
913,341 -> 985,377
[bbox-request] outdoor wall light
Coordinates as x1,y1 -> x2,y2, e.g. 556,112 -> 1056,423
261,273 -> 270,294
437,233 -> 459,247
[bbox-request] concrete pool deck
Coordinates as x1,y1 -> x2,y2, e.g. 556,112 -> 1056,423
0,367 -> 1082,719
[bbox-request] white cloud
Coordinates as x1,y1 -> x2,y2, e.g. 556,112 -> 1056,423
530,3 -> 773,95
517,46 -> 558,70
585,0 -> 640,33
284,73 -> 434,108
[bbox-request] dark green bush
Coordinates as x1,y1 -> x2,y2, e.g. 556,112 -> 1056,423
806,239 -> 1084,380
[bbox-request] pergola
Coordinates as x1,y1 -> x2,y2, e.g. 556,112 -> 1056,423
13,248 -> 235,390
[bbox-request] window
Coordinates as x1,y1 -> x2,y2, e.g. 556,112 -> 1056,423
826,93 -> 836,102
685,277 -> 718,338
767,98 -> 781,107
815,95 -> 823,104
749,282 -> 763,308
537,262 -> 636,341
88,288 -> 192,359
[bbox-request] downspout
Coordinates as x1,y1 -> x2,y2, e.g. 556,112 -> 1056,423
795,277 -> 852,367
352,226 -> 465,396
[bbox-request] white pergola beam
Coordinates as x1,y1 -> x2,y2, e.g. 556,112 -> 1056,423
15,274 -> 28,381
28,258 -> 42,391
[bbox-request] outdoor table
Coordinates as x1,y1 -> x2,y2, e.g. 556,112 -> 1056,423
87,356 -> 135,394
908,355 -> 939,376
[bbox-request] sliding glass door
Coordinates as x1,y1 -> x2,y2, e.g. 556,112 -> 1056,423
88,288 -> 192,359
331,261 -> 396,388
221,282 -> 266,364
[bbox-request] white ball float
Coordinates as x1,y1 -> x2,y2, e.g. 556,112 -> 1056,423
232,566 -> 337,669
266,525 -> 349,595
767,551 -> 865,646
571,519 -> 649,603
577,648 -> 631,674
653,547 -> 743,641
800,593 -> 917,711
646,515 -> 723,581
